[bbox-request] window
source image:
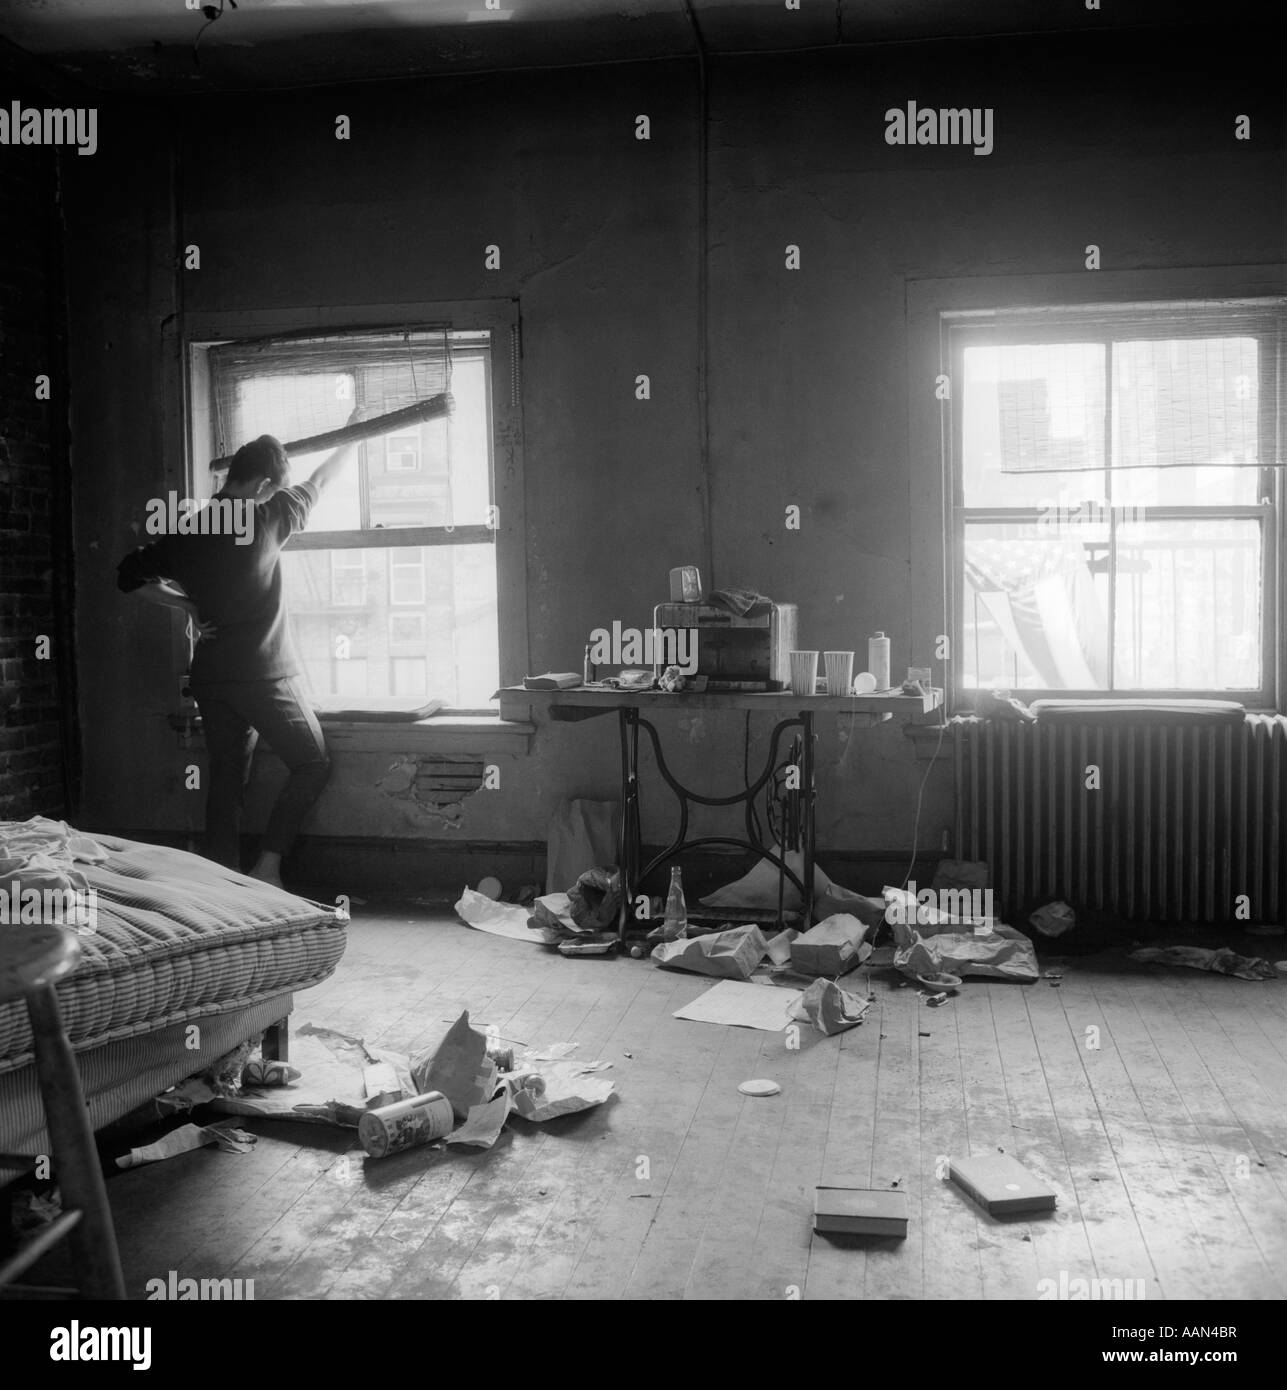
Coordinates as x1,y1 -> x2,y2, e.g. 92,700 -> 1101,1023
391,656 -> 427,694
389,550 -> 426,606
330,552 -> 366,607
389,613 -> 426,648
950,302 -> 1280,701
385,433 -> 421,472
191,316 -> 517,713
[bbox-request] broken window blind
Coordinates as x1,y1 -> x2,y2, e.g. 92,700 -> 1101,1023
972,304 -> 1280,471
207,327 -> 454,466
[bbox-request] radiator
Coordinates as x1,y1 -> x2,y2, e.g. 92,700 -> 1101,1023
952,715 -> 1286,925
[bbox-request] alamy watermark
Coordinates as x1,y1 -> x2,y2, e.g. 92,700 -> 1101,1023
885,882 -> 994,926
145,492 -> 255,546
0,880 -> 98,932
1,101 -> 97,157
885,102 -> 994,157
587,621 -> 698,675
145,1271 -> 255,1300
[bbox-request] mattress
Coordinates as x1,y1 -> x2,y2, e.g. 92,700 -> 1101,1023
0,828 -> 347,1075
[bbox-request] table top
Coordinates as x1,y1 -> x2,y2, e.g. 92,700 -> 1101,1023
499,685 -> 943,716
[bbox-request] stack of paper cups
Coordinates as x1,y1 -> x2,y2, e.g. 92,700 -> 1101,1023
823,651 -> 855,696
789,650 -> 819,696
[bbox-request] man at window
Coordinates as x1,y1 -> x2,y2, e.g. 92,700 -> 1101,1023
117,428 -> 361,888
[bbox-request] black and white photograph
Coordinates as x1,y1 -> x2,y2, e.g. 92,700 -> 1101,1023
0,0 -> 1283,1347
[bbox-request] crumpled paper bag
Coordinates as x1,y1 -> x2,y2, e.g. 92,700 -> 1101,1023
410,1012 -> 497,1121
1030,900 -> 1076,937
895,924 -> 1039,983
793,978 -> 871,1035
652,923 -> 768,979
567,866 -> 621,931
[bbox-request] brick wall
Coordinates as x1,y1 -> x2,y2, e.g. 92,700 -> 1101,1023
0,119 -> 75,821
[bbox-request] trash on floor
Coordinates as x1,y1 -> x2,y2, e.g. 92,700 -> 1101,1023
242,1059 -> 300,1087
411,1011 -> 496,1121
454,886 -> 543,943
814,1186 -> 909,1238
766,927 -> 799,965
207,1014 -> 614,1155
925,992 -> 949,1008
557,936 -> 617,957
1030,900 -> 1077,937
505,1061 -> 614,1122
116,1121 -> 257,1170
738,1078 -> 781,1097
794,977 -> 871,1035
789,913 -> 872,977
1128,945 -> 1277,981
527,891 -> 596,944
672,978 -> 802,1031
567,866 -> 621,932
653,922 -> 769,979
892,919 -> 1040,983
949,1153 -> 1057,1215
359,1092 -> 455,1156
914,971 -> 961,993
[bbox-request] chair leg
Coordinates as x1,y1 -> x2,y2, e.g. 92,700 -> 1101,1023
26,983 -> 126,1300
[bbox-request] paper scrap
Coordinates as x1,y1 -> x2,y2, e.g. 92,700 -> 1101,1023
446,1094 -> 513,1149
509,1062 -> 615,1122
412,1011 -> 497,1120
455,886 -> 541,943
115,1121 -> 256,1170
673,979 -> 803,1032
767,928 -> 799,966
793,977 -> 871,1035
523,1042 -> 578,1062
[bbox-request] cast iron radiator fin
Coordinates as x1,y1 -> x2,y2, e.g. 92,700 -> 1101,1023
952,715 -> 1286,925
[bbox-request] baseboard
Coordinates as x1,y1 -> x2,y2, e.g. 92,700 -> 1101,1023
88,829 -> 935,900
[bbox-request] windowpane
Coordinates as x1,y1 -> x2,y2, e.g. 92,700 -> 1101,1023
391,656 -> 427,694
389,551 -> 425,606
233,372 -> 363,530
963,521 -> 1110,691
1113,518 -> 1261,690
283,544 -> 498,708
963,343 -> 1105,507
1113,336 -> 1259,471
330,553 -> 366,607
367,355 -> 490,530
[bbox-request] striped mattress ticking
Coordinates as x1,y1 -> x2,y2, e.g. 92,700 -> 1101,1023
0,832 -> 347,1075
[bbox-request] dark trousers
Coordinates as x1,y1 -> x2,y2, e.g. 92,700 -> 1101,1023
192,677 -> 332,870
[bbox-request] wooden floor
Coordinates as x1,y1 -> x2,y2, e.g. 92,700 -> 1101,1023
102,906 -> 1287,1300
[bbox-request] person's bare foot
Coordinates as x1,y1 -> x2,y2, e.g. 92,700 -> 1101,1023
248,851 -> 284,890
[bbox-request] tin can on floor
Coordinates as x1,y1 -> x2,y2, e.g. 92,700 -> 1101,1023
358,1091 -> 454,1158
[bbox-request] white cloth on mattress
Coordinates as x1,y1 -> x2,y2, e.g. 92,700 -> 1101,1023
0,815 -> 111,894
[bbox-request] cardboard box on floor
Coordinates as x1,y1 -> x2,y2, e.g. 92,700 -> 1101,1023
790,913 -> 870,977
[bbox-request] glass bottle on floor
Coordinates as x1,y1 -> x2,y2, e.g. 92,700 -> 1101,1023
662,865 -> 688,940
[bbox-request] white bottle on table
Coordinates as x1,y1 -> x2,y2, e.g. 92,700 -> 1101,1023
868,632 -> 891,692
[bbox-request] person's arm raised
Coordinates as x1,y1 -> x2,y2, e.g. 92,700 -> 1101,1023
306,437 -> 360,494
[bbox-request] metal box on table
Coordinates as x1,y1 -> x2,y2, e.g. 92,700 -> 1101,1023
652,602 -> 798,691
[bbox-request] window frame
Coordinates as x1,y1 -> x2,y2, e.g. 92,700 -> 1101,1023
182,299 -> 527,715
948,306 -> 1279,705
